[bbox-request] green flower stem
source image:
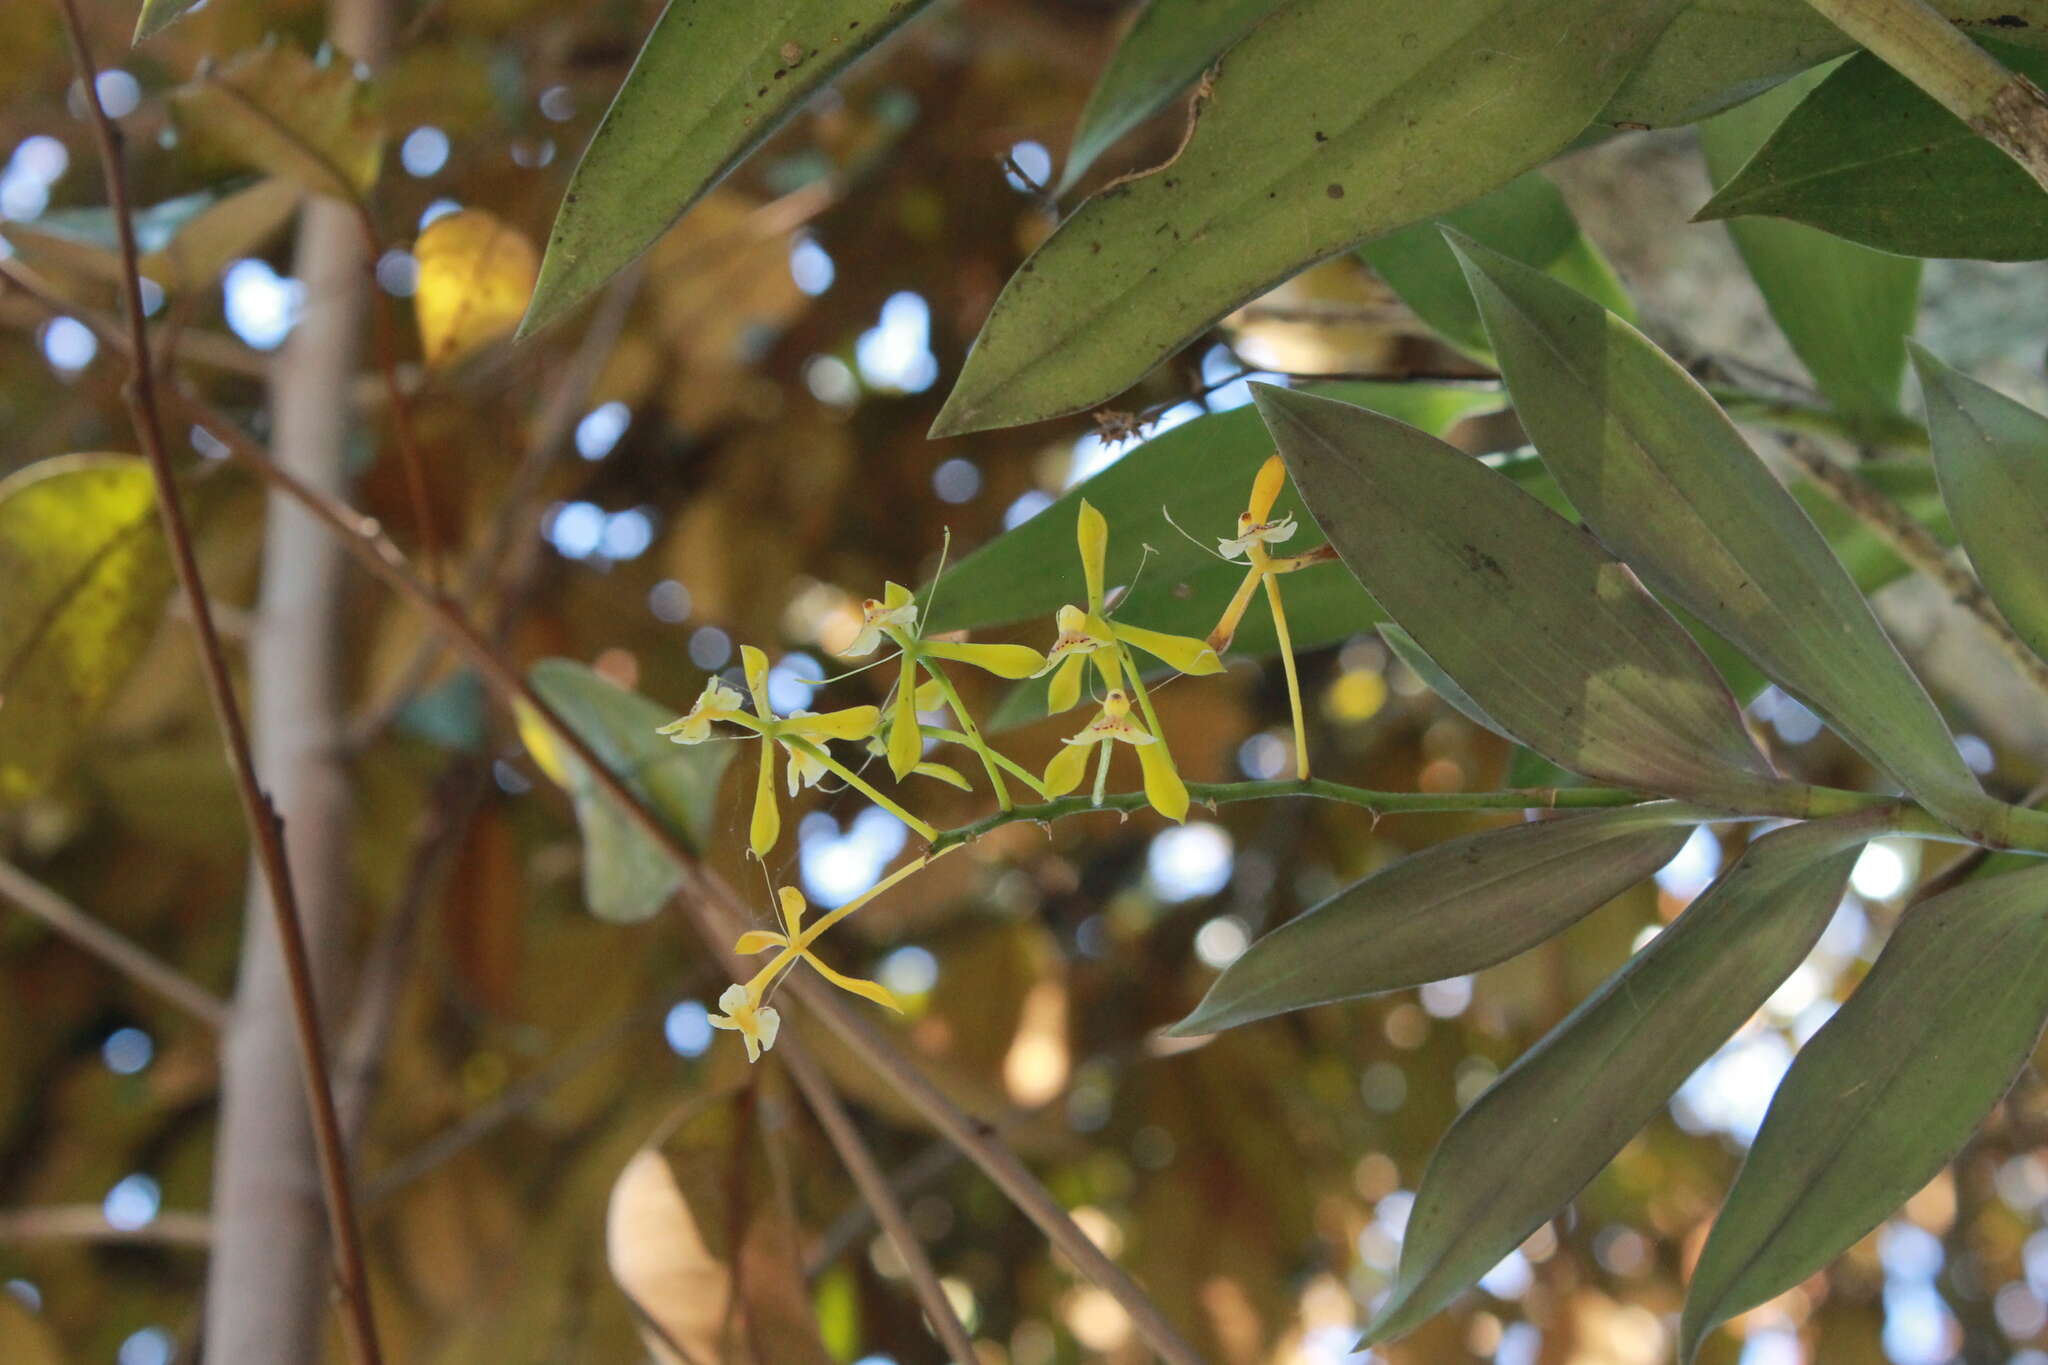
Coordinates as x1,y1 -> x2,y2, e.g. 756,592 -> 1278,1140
1708,386 -> 1929,452
917,656 -> 1015,811
921,727 -> 1048,797
784,738 -> 939,840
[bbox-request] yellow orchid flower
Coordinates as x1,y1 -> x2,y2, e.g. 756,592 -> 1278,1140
840,578 -> 1043,810
707,982 -> 780,1063
1042,689 -> 1189,822
1204,454 -> 1338,780
733,887 -> 907,1012
658,644 -> 931,858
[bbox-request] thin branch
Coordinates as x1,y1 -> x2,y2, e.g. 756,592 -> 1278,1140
0,860 -> 228,1030
1802,0 -> 2048,191
1780,433 -> 2048,705
48,7 -> 382,1363
0,1205 -> 212,1248
779,1042 -> 979,1365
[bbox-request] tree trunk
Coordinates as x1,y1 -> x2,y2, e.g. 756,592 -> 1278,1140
202,0 -> 389,1356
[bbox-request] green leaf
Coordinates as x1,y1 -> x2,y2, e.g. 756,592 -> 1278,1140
1680,859 -> 2048,1362
134,0 -> 206,42
521,660 -> 732,922
1600,0 -> 2048,127
1172,804 -> 1701,1035
1,178 -> 303,294
1360,169 -> 1632,361
1698,70 -> 1920,424
170,44 -> 384,202
1365,813 -> 1875,1346
1696,41 -> 2048,262
523,0 -> 933,336
1913,345 -> 2048,671
1058,0 -> 1286,196
1449,235 -> 2007,842
1256,384 -> 1784,808
0,456 -> 174,805
1377,623 -> 1512,739
929,0 -> 1691,436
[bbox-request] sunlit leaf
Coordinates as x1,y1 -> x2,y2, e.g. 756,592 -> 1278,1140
1681,860 -> 2048,1362
1171,803 -> 1702,1035
524,0 -> 935,336
1359,169 -> 1632,362
929,0 -> 1691,436
134,0 -> 206,42
1913,345 -> 2048,671
609,1093 -> 834,1365
413,208 -> 540,368
1450,235 -> 2006,842
0,455 -> 172,805
1696,41 -> 2048,261
170,43 -> 383,201
1058,0 -> 1285,195
520,660 -> 731,922
1256,384 -> 1784,808
1698,68 -> 1920,424
1365,814 -> 1876,1346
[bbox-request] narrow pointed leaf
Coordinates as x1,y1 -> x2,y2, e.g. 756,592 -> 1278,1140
1449,235 -> 2011,842
1172,804 -> 1701,1035
524,0 -> 933,335
1696,41 -> 2048,261
1377,623 -> 1513,740
1681,860 -> 2048,1362
1360,169 -> 1632,362
1058,0 -> 1286,195
1366,814 -> 1876,1346
1913,345 -> 2048,671
134,0 -> 204,41
930,0 -> 1690,436
1698,69 -> 1920,424
1256,384 -> 1782,808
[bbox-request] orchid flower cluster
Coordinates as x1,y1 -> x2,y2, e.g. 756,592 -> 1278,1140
659,455 -> 1333,1061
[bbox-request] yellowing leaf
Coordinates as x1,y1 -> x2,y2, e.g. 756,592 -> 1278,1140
414,208 -> 541,367
0,455 -> 173,804
171,44 -> 383,201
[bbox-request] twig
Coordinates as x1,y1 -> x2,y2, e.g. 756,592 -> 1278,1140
0,1205 -> 212,1247
807,1139 -> 964,1277
1780,433 -> 2048,705
0,860 -> 228,1030
1802,0 -> 2048,191
779,1041 -> 979,1365
48,6 -> 383,1363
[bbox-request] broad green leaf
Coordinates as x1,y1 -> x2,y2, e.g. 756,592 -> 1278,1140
521,660 -> 731,922
1450,236 -> 2009,843
1171,804 -> 1701,1035
134,0 -> 206,42
1913,346 -> 2048,671
1256,384 -> 1784,808
1365,814 -> 1875,1346
930,382 -> 1500,647
1681,860 -> 2048,1362
524,0 -> 933,336
0,178 -> 302,293
1697,42 -> 2048,261
1359,169 -> 1633,361
171,44 -> 383,201
1698,69 -> 1920,425
0,456 -> 173,805
1059,0 -> 1285,196
929,0 -> 1691,436
1600,0 -> 2048,127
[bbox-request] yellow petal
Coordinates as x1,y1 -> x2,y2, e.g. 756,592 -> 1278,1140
1077,499 -> 1109,611
1043,740 -> 1091,797
734,930 -> 786,955
913,676 -> 947,710
515,700 -> 571,789
749,743 -> 781,858
777,886 -> 807,936
883,580 -> 914,610
913,760 -> 974,791
413,207 -> 539,368
805,954 -> 909,1013
1137,741 -> 1189,822
1047,652 -> 1086,715
1109,622 -> 1222,676
923,640 -> 1045,679
1247,452 -> 1288,522
740,645 -> 772,714
888,659 -> 922,780
789,704 -> 881,741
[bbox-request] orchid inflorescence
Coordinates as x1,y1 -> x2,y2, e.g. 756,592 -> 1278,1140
665,455 -> 1335,1061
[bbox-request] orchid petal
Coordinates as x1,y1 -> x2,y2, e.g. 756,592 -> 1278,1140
924,639 -> 1045,679
1247,451 -> 1288,522
1047,652 -> 1087,714
806,955 -> 909,1013
1043,739 -> 1091,796
787,705 -> 882,741
734,930 -> 787,955
1137,740 -> 1190,822
1077,499 -> 1109,612
750,742 -> 781,858
888,657 -> 922,779
1109,622 -> 1222,676
914,676 -> 947,710
740,644 -> 773,715
913,760 -> 974,791
777,886 -> 807,936
883,580 -> 915,610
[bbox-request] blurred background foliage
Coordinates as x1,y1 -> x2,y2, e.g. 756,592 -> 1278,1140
4,3 -> 2048,1364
